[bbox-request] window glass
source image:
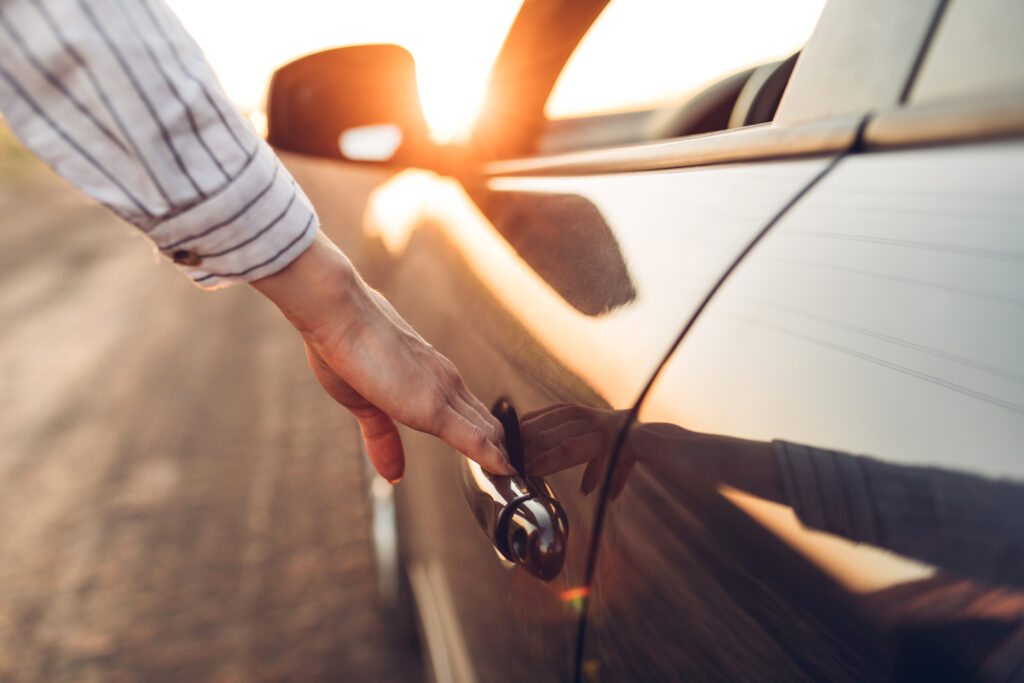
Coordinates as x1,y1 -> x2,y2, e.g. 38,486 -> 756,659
545,0 -> 825,120
910,0 -> 1024,105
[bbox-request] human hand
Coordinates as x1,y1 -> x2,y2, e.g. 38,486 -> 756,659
252,232 -> 512,482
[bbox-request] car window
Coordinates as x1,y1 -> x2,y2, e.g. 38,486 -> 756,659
539,0 -> 825,152
909,0 -> 1024,106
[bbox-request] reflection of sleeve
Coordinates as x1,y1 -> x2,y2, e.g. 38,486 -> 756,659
0,0 -> 317,289
773,441 -> 1024,588
979,622 -> 1024,682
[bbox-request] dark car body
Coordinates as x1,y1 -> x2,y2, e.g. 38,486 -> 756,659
271,0 -> 1024,680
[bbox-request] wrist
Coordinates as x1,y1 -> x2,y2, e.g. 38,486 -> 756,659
250,231 -> 364,343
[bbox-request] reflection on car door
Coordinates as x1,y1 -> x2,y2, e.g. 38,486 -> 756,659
584,139 -> 1024,681
352,153 -> 840,681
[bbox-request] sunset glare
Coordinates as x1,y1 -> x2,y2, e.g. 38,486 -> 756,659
167,0 -> 825,143
548,0 -> 825,118
165,0 -> 524,143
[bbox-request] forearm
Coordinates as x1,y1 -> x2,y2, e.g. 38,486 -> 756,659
249,231 -> 364,343
631,423 -> 785,502
710,434 -> 784,503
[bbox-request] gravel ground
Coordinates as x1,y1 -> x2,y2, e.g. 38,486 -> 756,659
0,158 -> 422,682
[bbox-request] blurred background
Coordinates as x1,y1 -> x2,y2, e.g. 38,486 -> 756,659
0,122 -> 425,680
166,0 -> 820,142
164,0 -> 524,143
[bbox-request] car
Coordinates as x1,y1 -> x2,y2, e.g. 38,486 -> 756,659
265,0 -> 1024,680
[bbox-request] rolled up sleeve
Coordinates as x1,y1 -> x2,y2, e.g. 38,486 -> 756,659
0,0 -> 318,289
149,141 -> 317,288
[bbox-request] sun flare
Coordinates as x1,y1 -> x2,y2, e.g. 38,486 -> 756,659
167,0 -> 827,145
165,0 -> 524,144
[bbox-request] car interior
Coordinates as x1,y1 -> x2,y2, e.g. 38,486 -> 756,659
537,51 -> 802,155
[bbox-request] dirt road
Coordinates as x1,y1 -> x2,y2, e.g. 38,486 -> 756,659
0,161 -> 420,681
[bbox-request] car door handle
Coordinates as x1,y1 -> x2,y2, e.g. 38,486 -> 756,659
461,399 -> 568,581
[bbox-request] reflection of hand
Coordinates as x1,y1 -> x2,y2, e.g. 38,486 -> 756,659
522,404 -> 642,498
522,402 -> 626,482
523,404 -> 708,498
253,232 -> 513,482
523,403 -> 777,501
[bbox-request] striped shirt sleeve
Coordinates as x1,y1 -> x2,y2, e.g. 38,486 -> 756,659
0,0 -> 318,289
773,440 -> 1024,588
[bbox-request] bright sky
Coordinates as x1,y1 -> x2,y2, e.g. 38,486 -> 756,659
547,0 -> 825,118
166,0 -> 824,143
164,0 -> 524,142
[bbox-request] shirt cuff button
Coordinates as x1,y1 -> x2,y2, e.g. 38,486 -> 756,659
172,249 -> 203,266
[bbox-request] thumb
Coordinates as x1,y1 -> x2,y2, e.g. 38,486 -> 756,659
357,407 -> 406,483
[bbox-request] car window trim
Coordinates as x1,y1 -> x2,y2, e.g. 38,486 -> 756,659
864,92 -> 1024,151
483,115 -> 862,177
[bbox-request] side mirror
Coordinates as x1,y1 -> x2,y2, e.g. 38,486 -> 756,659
266,44 -> 434,165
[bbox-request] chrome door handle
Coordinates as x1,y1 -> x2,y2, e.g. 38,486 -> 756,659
461,399 -> 569,581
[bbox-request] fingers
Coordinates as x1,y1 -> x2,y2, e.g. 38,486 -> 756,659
356,408 -> 406,483
449,376 -> 506,454
420,357 -> 508,467
578,454 -> 633,499
608,458 -> 635,500
581,457 -> 603,495
523,416 -> 590,454
520,403 -> 586,424
304,343 -> 405,482
524,428 -> 603,476
522,405 -> 626,477
437,405 -> 515,475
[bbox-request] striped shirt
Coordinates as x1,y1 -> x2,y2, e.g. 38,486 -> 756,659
773,440 -> 1024,588
0,0 -> 318,289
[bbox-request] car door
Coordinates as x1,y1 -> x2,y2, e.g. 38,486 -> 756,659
334,3 -> 883,682
276,0 -> 947,679
579,1 -> 1024,680
376,148 -> 840,681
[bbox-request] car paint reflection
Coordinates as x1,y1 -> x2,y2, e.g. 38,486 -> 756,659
289,140 -> 844,681
541,141 -> 1024,681
349,155 -> 843,680
367,159 -> 835,407
523,403 -> 1024,680
463,186 -> 637,316
524,405 -> 1024,588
